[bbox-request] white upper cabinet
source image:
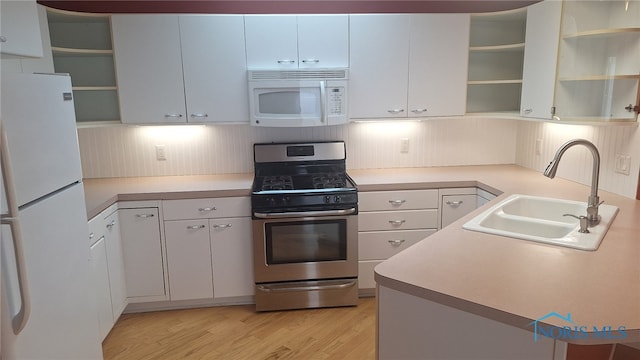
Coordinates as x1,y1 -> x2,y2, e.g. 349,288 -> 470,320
112,15 -> 186,124
112,14 -> 249,124
520,0 -> 562,120
350,14 -> 469,119
179,15 -> 248,123
244,15 -> 349,69
408,14 -> 470,117
0,0 -> 43,58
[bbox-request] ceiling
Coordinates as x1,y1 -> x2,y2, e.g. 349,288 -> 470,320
38,0 -> 540,14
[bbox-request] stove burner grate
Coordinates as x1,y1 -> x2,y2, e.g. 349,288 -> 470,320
261,175 -> 294,191
312,174 -> 346,189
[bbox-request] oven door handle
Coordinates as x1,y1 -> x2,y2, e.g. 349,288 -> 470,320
253,207 -> 357,219
257,280 -> 356,293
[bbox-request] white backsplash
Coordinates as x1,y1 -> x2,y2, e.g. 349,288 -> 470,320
77,117 -> 517,178
515,121 -> 640,199
77,117 -> 639,199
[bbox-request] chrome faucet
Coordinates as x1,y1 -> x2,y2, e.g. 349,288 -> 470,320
543,139 -> 602,226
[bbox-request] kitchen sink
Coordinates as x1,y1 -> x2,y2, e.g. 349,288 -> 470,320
462,194 -> 619,250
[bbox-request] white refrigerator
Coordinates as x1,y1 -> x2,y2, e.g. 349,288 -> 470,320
1,73 -> 103,359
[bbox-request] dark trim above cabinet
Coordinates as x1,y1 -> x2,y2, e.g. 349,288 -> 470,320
38,0 -> 539,14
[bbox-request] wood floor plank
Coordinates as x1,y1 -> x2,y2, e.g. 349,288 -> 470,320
103,298 -> 376,360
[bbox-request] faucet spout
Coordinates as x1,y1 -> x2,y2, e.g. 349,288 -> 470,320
543,139 -> 601,225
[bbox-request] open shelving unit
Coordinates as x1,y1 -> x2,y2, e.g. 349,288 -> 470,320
46,8 -> 120,123
466,8 -> 527,114
554,0 -> 640,122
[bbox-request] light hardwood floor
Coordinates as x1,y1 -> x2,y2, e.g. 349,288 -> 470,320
103,298 -> 376,359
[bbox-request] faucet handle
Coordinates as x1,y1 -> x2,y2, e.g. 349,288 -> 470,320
563,214 -> 590,233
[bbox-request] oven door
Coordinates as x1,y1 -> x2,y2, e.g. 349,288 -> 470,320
252,212 -> 358,284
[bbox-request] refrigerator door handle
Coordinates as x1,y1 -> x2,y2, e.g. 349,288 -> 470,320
1,125 -> 31,335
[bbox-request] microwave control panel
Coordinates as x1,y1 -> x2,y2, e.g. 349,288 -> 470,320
328,87 -> 346,115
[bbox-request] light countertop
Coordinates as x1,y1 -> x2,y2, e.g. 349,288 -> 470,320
83,165 -> 640,344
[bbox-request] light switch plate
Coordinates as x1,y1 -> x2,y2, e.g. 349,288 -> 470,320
614,154 -> 630,175
156,145 -> 167,161
400,138 -> 410,153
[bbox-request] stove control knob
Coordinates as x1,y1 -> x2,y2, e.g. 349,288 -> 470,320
324,195 -> 331,204
334,195 -> 341,203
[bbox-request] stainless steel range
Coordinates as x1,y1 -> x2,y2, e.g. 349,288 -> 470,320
251,141 -> 358,312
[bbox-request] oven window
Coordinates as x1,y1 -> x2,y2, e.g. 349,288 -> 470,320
265,220 -> 347,264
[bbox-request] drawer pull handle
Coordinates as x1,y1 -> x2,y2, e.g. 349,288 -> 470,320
135,213 -> 155,218
388,200 -> 406,206
212,223 -> 232,229
389,220 -> 406,226
89,232 -> 95,239
388,239 -> 405,246
198,207 -> 216,212
446,200 -> 464,207
106,220 -> 116,229
187,225 -> 206,230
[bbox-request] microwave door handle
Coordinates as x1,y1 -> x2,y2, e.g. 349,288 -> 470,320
320,80 -> 326,124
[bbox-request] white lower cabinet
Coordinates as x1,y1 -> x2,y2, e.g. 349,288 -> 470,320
162,197 -> 254,303
439,187 -> 498,229
358,190 -> 439,292
119,206 -> 167,302
164,220 -> 214,301
87,204 -> 126,340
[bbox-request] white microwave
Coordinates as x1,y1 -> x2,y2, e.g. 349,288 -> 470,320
248,69 -> 348,127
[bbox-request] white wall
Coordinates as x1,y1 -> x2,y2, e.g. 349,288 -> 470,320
77,117 -> 518,178
515,120 -> 640,199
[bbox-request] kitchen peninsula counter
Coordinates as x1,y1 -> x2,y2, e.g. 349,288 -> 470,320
83,165 -> 640,346
348,165 -> 640,348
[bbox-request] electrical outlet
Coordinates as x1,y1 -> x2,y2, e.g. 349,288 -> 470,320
400,138 -> 410,153
614,154 -> 631,175
535,139 -> 543,155
156,145 -> 167,161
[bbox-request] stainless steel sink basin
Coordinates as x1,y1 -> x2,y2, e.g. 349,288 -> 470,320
462,194 -> 619,250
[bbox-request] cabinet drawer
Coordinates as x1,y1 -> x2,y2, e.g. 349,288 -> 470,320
358,209 -> 438,231
359,229 -> 435,260
358,260 -> 382,290
359,190 -> 438,211
163,197 -> 250,220
440,194 -> 477,229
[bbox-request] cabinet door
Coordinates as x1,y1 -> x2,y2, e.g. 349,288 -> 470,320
0,0 -> 43,57
297,15 -> 349,68
104,211 -> 127,319
111,15 -> 186,124
118,208 -> 166,299
440,194 -> 477,229
408,14 -> 470,117
210,217 -> 254,299
89,236 -> 114,341
179,15 -> 249,124
164,220 -> 214,301
520,0 -> 562,119
245,15 -> 298,69
349,14 -> 411,118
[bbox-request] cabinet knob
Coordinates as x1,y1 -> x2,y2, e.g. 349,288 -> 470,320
387,109 -> 405,114
0,36 -> 7,43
